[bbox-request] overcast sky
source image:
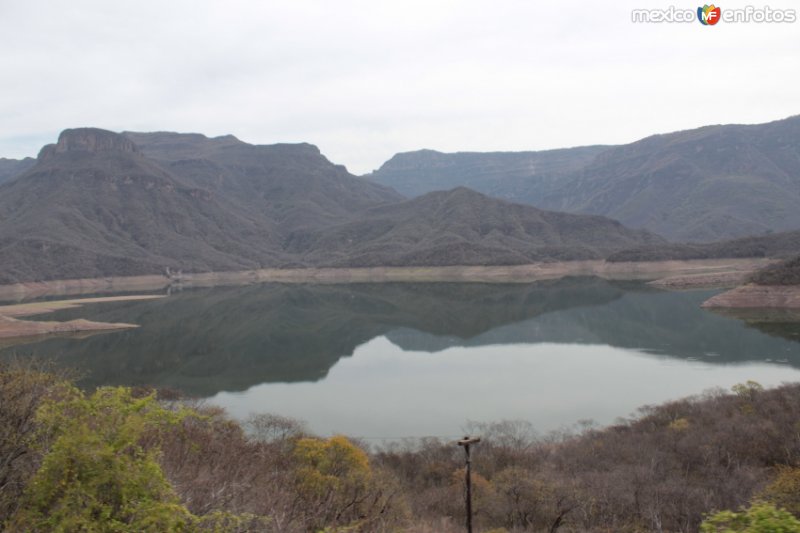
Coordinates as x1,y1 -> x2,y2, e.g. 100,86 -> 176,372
1,0 -> 797,173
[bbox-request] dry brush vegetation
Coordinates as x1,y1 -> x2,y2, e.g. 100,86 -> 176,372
3,360 -> 800,532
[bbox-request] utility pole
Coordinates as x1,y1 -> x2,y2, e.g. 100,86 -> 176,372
457,436 -> 481,533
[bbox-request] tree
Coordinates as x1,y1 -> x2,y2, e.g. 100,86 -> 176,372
293,435 -> 404,531
0,360 -> 68,525
9,386 -> 193,532
761,467 -> 800,517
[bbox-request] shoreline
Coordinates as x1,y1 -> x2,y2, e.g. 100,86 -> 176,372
0,315 -> 139,340
0,295 -> 164,341
0,260 -> 796,339
702,284 -> 800,309
0,258 -> 775,301
0,295 -> 166,317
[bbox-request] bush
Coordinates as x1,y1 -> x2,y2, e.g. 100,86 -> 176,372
8,386 -> 193,532
701,502 -> 800,532
0,360 -> 71,526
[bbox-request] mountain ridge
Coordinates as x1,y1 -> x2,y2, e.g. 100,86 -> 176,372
367,115 -> 800,242
0,157 -> 35,185
0,128 -> 665,283
0,128 -> 291,283
294,186 -> 665,267
365,145 -> 610,199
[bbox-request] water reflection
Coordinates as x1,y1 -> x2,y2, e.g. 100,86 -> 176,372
213,339 -> 800,438
2,278 -> 799,399
709,309 -> 800,346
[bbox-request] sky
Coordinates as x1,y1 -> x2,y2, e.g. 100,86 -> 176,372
0,0 -> 798,174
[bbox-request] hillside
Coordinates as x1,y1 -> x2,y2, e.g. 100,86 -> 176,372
123,131 -> 403,232
0,128 -> 664,284
751,255 -> 800,285
0,157 -> 35,185
547,115 -> 800,241
369,115 -> 800,242
0,129 -> 292,283
295,187 -> 665,267
607,229 -> 800,262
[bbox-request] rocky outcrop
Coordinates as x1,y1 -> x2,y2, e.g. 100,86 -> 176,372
702,284 -> 800,309
366,146 -> 608,198
38,127 -> 140,160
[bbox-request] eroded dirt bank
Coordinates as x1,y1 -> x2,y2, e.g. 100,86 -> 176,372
0,258 -> 774,301
702,284 -> 800,309
0,315 -> 138,339
0,295 -> 164,340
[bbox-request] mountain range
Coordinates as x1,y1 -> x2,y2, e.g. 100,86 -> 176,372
367,115 -> 800,242
0,128 -> 663,284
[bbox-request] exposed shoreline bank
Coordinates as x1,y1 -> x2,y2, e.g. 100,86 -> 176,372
0,258 -> 774,301
0,295 -> 164,341
0,315 -> 138,340
702,284 -> 800,309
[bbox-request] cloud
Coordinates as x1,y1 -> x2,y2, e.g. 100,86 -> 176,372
0,0 -> 798,173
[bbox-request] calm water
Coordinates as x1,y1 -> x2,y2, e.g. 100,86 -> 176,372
4,277 -> 800,439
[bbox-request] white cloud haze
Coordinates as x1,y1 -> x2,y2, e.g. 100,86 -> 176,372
0,0 -> 798,173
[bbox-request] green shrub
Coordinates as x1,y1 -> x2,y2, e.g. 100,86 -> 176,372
701,502 -> 800,532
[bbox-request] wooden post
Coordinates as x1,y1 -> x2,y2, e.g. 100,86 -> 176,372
457,436 -> 481,533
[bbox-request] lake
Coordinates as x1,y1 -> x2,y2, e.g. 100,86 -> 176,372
3,277 -> 800,440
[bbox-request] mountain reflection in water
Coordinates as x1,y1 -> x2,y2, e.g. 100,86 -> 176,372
2,277 -> 799,398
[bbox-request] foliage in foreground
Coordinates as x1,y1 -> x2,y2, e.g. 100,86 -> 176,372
4,359 -> 800,532
0,360 -> 65,522
8,386 -> 191,531
701,502 -> 800,532
4,383 -> 271,532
